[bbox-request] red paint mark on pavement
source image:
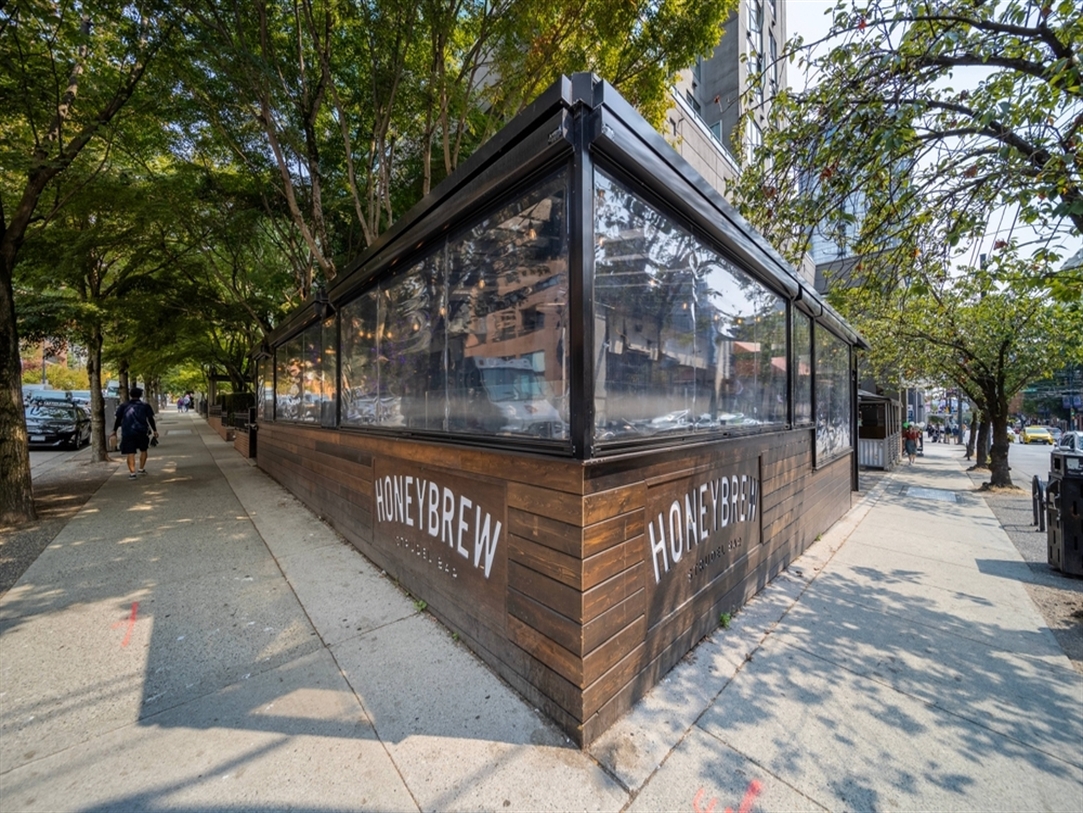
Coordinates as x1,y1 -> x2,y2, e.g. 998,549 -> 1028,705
111,601 -> 139,647
694,779 -> 762,813
693,787 -> 717,813
726,779 -> 763,813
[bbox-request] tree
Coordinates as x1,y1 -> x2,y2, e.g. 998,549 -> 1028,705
178,0 -> 734,296
1,0 -> 180,523
841,248 -> 1083,487
732,0 -> 1082,296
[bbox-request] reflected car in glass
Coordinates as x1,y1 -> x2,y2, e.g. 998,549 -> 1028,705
1022,426 -> 1054,445
1057,431 -> 1082,452
25,401 -> 91,449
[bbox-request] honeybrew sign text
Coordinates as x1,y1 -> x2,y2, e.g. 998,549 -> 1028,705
374,469 -> 502,579
648,466 -> 759,585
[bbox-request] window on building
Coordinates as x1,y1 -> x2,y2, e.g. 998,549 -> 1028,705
749,0 -> 763,36
747,119 -> 763,163
769,35 -> 778,97
593,171 -> 788,444
815,326 -> 852,461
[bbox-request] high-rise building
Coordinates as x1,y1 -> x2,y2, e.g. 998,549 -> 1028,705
664,0 -> 811,281
669,0 -> 786,185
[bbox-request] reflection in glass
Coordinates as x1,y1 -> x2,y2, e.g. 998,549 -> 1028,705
593,172 -> 787,442
382,256 -> 444,430
445,174 -> 569,438
815,327 -> 851,461
335,170 -> 570,441
257,357 -> 274,421
275,334 -> 304,421
340,291 -> 383,426
793,310 -> 812,425
320,317 -> 337,427
300,323 -> 322,423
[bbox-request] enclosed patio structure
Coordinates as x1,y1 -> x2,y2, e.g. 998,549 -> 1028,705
255,74 -> 865,746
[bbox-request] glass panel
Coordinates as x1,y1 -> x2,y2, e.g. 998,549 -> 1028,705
380,255 -> 444,430
815,327 -> 852,461
298,324 -> 321,423
320,316 -> 337,427
793,310 -> 812,425
445,172 -> 570,439
340,290 -> 382,426
594,172 -> 787,442
257,357 -> 273,421
275,334 -> 304,421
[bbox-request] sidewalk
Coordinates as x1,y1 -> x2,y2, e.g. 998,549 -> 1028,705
1,414 -> 1080,811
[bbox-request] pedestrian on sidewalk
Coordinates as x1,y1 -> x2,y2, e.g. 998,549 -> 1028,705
903,421 -> 921,465
111,386 -> 158,479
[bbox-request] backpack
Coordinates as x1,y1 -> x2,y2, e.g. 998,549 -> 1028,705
121,401 -> 151,436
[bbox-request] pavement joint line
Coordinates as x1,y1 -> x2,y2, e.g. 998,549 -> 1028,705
198,423 -> 427,813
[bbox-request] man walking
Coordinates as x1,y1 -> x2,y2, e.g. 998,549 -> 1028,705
110,387 -> 159,479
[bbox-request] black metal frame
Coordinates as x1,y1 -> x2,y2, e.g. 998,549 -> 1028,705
261,73 -> 867,462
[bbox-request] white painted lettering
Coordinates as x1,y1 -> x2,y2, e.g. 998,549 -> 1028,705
428,482 -> 440,537
404,475 -> 415,526
457,496 -> 472,558
698,483 -> 709,541
442,487 -> 455,546
649,514 -> 669,584
739,474 -> 748,523
720,477 -> 730,527
415,478 -> 427,528
668,500 -> 684,564
375,476 -> 387,522
684,493 -> 697,554
473,506 -> 501,578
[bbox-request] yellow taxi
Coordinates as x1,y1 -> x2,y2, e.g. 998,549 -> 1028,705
1022,426 -> 1054,445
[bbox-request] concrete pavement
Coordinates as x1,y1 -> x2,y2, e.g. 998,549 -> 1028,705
1,412 -> 1080,811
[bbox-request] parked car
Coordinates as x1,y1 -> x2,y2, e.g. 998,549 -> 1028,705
1022,425 -> 1054,445
1048,426 -> 1063,443
25,401 -> 91,449
1057,431 -> 1083,453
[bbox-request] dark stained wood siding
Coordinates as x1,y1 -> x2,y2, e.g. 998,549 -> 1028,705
258,423 -> 853,746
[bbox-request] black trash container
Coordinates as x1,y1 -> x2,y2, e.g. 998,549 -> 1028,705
1047,450 -> 1083,576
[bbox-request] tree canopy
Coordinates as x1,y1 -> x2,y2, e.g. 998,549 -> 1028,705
734,0 -> 1082,297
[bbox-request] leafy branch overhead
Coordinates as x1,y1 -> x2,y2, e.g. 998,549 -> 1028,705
734,0 -> 1082,290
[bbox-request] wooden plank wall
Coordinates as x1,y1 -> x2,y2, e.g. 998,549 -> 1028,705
257,423 -> 853,746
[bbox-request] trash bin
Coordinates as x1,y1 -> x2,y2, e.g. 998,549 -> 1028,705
1047,450 -> 1083,576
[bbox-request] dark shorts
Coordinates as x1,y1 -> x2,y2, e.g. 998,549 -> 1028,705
120,433 -> 150,455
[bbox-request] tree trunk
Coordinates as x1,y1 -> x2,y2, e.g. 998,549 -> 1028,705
974,418 -> 991,469
987,412 -> 1014,488
86,326 -> 113,462
0,266 -> 36,524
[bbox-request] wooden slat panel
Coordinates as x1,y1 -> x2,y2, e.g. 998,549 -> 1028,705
508,560 -> 583,622
583,483 -> 645,525
583,562 -> 643,623
508,588 -> 583,656
508,509 -> 583,558
583,615 -> 647,685
508,615 -> 583,685
583,589 -> 645,653
582,536 -> 642,590
508,482 -> 582,525
509,534 -> 582,590
583,510 -> 644,558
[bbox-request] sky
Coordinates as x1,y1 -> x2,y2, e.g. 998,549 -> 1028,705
780,0 -> 1082,269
